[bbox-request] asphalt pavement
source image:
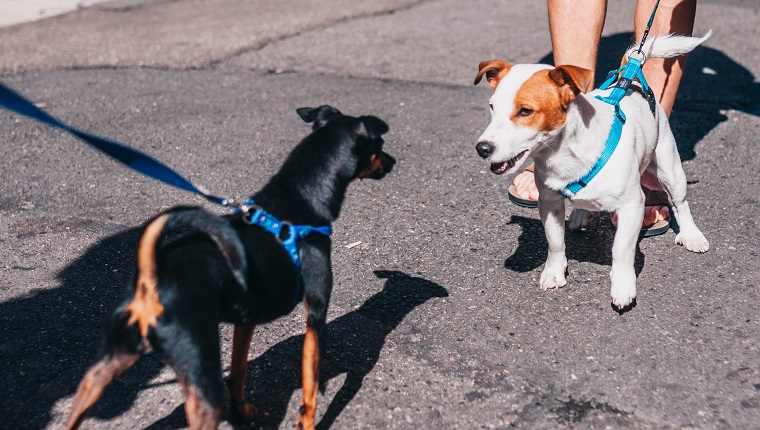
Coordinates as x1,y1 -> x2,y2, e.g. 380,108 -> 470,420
1,0 -> 759,428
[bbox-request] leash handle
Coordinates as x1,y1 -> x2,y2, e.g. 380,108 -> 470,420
0,82 -> 233,207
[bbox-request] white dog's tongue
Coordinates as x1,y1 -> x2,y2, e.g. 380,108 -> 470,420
490,150 -> 528,175
490,161 -> 509,174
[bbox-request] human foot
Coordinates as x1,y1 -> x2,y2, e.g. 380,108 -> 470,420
610,188 -> 671,237
507,164 -> 539,208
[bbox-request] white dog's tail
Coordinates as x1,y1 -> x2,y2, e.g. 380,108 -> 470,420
627,30 -> 712,60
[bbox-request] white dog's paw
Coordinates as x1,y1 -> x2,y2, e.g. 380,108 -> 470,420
567,208 -> 592,232
610,279 -> 637,310
540,267 -> 567,291
675,229 -> 710,253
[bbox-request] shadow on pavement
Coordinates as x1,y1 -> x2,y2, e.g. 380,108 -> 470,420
145,270 -> 448,429
539,32 -> 760,161
240,270 -> 448,430
504,215 -> 645,277
0,226 -> 165,429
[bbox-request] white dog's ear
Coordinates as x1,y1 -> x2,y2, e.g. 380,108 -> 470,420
548,65 -> 594,106
474,59 -> 512,90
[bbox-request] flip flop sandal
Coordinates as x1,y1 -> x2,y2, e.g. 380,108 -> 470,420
508,184 -> 539,208
507,164 -> 538,208
610,187 -> 672,238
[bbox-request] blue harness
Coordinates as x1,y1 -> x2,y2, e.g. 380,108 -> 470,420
236,198 -> 331,305
0,82 -> 331,305
558,56 -> 655,198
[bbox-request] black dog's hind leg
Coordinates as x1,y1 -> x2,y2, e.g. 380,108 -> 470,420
297,241 -> 332,430
66,353 -> 139,430
159,317 -> 224,430
226,325 -> 258,422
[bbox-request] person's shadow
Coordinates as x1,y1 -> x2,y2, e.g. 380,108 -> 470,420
145,270 -> 449,429
539,32 -> 760,161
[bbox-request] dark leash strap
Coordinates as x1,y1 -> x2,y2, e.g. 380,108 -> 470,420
0,82 -> 233,207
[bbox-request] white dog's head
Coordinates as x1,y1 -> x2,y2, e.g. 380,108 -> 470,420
474,60 -> 593,174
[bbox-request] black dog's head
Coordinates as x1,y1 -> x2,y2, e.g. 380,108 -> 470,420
297,105 -> 396,180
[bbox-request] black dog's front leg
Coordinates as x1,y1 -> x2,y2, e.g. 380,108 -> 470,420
297,239 -> 332,430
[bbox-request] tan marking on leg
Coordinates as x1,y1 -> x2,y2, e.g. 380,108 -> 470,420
182,383 -> 221,430
297,305 -> 319,430
126,213 -> 170,339
226,325 -> 257,422
66,354 -> 139,430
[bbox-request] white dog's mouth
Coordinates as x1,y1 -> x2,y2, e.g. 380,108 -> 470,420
490,150 -> 529,175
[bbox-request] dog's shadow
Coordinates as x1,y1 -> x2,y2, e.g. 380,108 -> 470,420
539,32 -> 760,161
0,221 -> 447,430
504,215 -> 645,277
0,226 -> 168,430
146,270 -> 449,430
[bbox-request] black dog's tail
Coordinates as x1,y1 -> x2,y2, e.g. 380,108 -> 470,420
66,208 -> 246,430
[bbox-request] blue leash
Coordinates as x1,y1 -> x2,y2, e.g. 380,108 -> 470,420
0,82 -> 330,304
0,82 -> 232,207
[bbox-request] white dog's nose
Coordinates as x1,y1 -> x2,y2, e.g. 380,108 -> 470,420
476,141 -> 494,159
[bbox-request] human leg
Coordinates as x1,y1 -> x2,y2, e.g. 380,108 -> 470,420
511,0 -> 607,204
635,0 -> 697,228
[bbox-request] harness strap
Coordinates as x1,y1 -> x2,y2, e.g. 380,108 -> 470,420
240,199 -> 331,306
558,57 -> 653,198
560,105 -> 625,198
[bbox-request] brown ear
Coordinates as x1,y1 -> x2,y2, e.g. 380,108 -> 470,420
548,65 -> 594,106
474,59 -> 512,90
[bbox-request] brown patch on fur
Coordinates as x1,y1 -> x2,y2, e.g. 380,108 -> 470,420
183,383 -> 221,430
297,305 -> 319,430
510,65 -> 594,132
474,59 -> 513,90
549,65 -> 594,100
358,153 -> 382,179
126,213 -> 169,339
511,70 -> 569,132
358,150 -> 392,179
66,354 -> 139,430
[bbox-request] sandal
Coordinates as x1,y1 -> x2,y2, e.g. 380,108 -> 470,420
610,186 -> 672,238
507,164 -> 539,208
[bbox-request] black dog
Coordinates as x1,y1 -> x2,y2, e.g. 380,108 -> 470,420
66,105 -> 395,430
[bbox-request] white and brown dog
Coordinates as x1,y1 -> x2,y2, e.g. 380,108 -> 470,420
474,33 -> 711,309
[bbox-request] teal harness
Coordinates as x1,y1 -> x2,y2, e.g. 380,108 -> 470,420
558,56 -> 656,198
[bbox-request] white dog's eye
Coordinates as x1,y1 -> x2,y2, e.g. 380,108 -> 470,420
517,107 -> 534,117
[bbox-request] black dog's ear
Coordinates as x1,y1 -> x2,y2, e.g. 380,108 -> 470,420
355,116 -> 389,139
296,105 -> 342,128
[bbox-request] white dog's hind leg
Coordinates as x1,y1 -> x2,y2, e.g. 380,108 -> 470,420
538,187 -> 568,290
650,128 -> 710,253
610,205 -> 643,309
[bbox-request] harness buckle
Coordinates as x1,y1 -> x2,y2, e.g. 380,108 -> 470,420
240,203 -> 264,224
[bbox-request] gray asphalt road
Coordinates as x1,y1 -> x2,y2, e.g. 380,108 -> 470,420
1,0 -> 759,429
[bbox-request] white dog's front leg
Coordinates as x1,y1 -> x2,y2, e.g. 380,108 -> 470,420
538,188 -> 567,291
610,205 -> 643,309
